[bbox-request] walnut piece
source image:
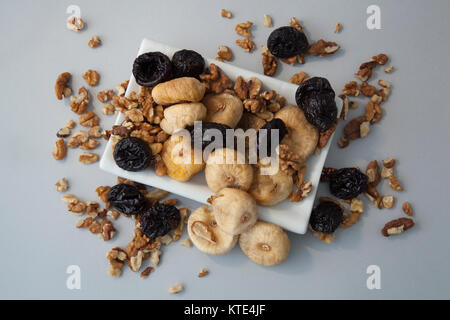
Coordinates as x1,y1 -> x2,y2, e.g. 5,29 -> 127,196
360,82 -> 377,97
55,72 -> 72,100
102,103 -> 115,115
344,116 -> 366,140
372,53 -> 389,65
67,131 -> 88,148
402,202 -> 413,216
290,72 -> 308,85
381,167 -> 394,179
216,45 -> 232,62
235,21 -> 253,38
342,81 -> 360,96
70,87 -> 90,114
199,63 -> 232,94
382,195 -> 395,209
278,144 -> 302,174
236,39 -> 255,52
366,160 -> 381,187
381,218 -> 414,237
289,17 -> 303,32
355,61 -> 377,82
66,17 -> 84,32
55,178 -> 69,192
52,139 -> 67,160
140,267 -> 154,278
168,283 -> 184,294
288,181 -> 312,202
88,35 -> 101,48
307,40 -> 339,57
385,66 -> 394,73
198,268 -> 209,278
78,152 -> 98,164
350,198 -> 364,213
96,186 -> 110,202
335,23 -> 342,33
389,176 -> 404,191
382,157 -> 396,168
264,14 -> 273,27
82,69 -> 99,86
220,9 -> 231,18
79,110 -> 99,127
97,89 -> 115,103
262,51 -> 277,76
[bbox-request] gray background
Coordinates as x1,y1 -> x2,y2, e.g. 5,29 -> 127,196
1,0 -> 449,299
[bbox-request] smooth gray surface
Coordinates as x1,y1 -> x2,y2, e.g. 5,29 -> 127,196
1,0 -> 449,299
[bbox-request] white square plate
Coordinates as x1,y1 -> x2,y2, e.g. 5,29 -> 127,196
100,38 -> 341,234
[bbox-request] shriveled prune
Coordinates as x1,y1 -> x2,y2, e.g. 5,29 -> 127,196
295,77 -> 338,132
267,26 -> 309,58
113,137 -> 152,172
185,121 -> 231,151
107,183 -> 147,215
329,167 -> 368,200
140,203 -> 180,239
257,118 -> 287,157
309,200 -> 343,234
171,49 -> 205,78
132,52 -> 172,87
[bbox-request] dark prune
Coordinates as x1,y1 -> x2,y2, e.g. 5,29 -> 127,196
113,137 -> 152,172
267,26 -> 309,58
132,52 -> 172,87
309,200 -> 343,234
140,203 -> 180,239
257,118 -> 287,157
107,184 -> 147,215
185,121 -> 231,151
329,167 -> 368,200
171,49 -> 205,78
295,77 -> 338,132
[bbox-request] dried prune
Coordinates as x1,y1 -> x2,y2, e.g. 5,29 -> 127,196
107,183 -> 147,215
295,77 -> 338,132
185,121 -> 231,151
140,203 -> 180,239
132,52 -> 172,87
309,200 -> 343,234
171,49 -> 205,78
113,137 -> 152,172
257,118 -> 287,157
267,26 -> 309,58
329,167 -> 368,200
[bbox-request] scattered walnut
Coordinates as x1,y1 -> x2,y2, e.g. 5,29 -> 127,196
88,126 -> 102,138
88,35 -> 101,48
146,188 -> 169,200
191,221 -> 216,244
200,63 -> 232,94
79,110 -> 99,127
125,108 -> 144,123
82,69 -> 99,86
101,103 -> 115,115
366,160 -> 381,187
181,238 -> 192,247
76,217 -> 94,228
68,201 -> 86,215
340,212 -> 361,229
264,14 -> 273,27
372,53 -> 389,65
97,89 -> 115,103
198,268 -> 209,278
140,267 -> 154,278
235,21 -> 253,38
221,9 -> 232,18
289,181 -> 312,202
334,23 -> 342,33
70,87 -> 90,114
66,16 -> 84,32
243,99 -> 265,114
381,167 -> 394,179
289,17 -> 303,32
278,144 -> 302,174
52,139 -> 67,160
79,138 -> 99,150
310,227 -> 334,244
290,72 -> 308,85
360,82 -> 377,97
236,39 -> 255,52
389,176 -> 404,191
56,127 -> 71,138
216,45 -> 232,61
344,116 -> 366,140
168,283 -> 184,294
402,202 -> 413,216
116,80 -> 129,96
67,131 -> 88,148
61,194 -> 79,204
78,152 -> 99,164
96,186 -> 110,202
342,81 -> 360,96
55,72 -> 72,100
350,198 -> 364,213
102,219 -> 116,241
55,178 -> 69,192
155,159 -> 167,176
337,136 -> 349,148
382,196 -> 395,209
382,157 -> 396,168
307,40 -> 339,57
318,120 -> 338,148
355,61 -> 377,82
338,95 -> 349,120
360,121 -> 371,138
381,217 -> 414,237
385,66 -> 394,73
349,100 -> 358,109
